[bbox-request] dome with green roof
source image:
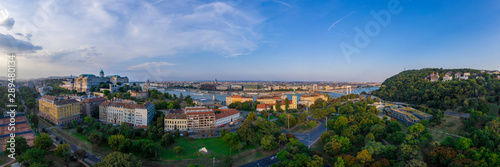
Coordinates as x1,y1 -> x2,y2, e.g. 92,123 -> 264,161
99,69 -> 104,77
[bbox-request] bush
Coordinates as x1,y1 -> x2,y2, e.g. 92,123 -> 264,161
183,131 -> 189,137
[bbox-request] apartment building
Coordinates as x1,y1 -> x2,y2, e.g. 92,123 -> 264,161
300,94 -> 328,107
164,111 -> 188,131
39,96 -> 81,126
185,108 -> 215,130
226,95 -> 253,105
99,101 -> 155,128
214,109 -> 240,127
80,97 -> 107,117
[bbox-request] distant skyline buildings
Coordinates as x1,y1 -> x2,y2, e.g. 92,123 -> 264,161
0,1 -> 499,82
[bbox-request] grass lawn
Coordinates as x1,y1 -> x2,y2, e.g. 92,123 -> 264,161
489,103 -> 499,117
67,129 -> 114,157
428,115 -> 464,142
232,148 -> 279,167
257,115 -> 277,121
160,137 -> 257,161
0,154 -> 13,165
310,140 -> 323,153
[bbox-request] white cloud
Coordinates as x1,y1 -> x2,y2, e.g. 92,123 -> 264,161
0,0 -> 264,79
127,62 -> 174,70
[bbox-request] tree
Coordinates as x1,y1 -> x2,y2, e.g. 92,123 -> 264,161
332,116 -> 348,133
324,139 -> 342,156
334,157 -> 346,167
174,146 -> 183,155
108,134 -> 131,152
387,131 -> 406,144
19,148 -> 46,166
174,129 -> 180,137
369,124 -> 385,139
5,136 -> 30,156
455,137 -> 473,150
55,143 -> 72,165
77,126 -> 84,133
34,133 -> 53,150
405,159 -> 427,167
324,135 -> 351,156
441,136 -> 456,147
223,132 -> 240,149
132,139 -> 159,159
74,149 -> 87,160
362,141 -> 386,156
385,121 -> 402,134
261,135 -> 278,150
247,112 -> 257,121
187,164 -> 203,167
96,152 -> 141,167
88,133 -> 103,146
279,133 -> 288,145
84,116 -> 94,125
430,147 -> 457,165
161,133 -> 175,147
356,149 -> 373,165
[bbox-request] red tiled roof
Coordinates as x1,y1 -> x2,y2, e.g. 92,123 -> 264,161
82,97 -> 107,103
256,104 -> 272,109
186,111 -> 215,115
301,94 -> 322,98
100,101 -> 153,109
185,107 -> 207,111
215,109 -> 239,119
278,99 -> 292,105
165,113 -> 187,119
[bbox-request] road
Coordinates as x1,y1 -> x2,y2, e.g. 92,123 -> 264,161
284,119 -> 327,147
38,119 -> 101,164
240,154 -> 279,167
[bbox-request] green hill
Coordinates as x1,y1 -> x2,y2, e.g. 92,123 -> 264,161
372,68 -> 500,113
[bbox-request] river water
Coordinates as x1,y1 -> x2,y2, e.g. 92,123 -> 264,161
156,87 -> 379,102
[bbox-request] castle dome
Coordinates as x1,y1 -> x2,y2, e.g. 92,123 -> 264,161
99,69 -> 104,77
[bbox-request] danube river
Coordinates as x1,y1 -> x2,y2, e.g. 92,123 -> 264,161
157,87 -> 380,102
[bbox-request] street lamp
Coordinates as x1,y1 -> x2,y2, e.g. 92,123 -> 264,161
287,114 -> 290,129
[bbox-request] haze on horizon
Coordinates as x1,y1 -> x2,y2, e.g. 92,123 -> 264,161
0,0 -> 499,82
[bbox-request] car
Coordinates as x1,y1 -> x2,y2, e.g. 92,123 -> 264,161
270,156 -> 277,160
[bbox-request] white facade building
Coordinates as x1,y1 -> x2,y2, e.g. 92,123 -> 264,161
214,109 -> 240,127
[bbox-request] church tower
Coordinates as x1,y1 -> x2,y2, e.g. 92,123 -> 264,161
292,89 -> 298,109
99,69 -> 104,78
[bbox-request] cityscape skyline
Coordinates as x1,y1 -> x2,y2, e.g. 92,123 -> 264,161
0,0 -> 499,82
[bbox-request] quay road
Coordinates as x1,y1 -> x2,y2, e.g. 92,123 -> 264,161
240,119 -> 327,167
38,118 -> 101,164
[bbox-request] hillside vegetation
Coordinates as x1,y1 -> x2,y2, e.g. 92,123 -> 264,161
373,68 -> 500,113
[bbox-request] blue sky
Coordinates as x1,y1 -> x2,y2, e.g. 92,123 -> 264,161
0,0 -> 499,82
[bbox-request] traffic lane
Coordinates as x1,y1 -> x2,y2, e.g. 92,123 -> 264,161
39,122 -> 101,163
240,154 -> 278,167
